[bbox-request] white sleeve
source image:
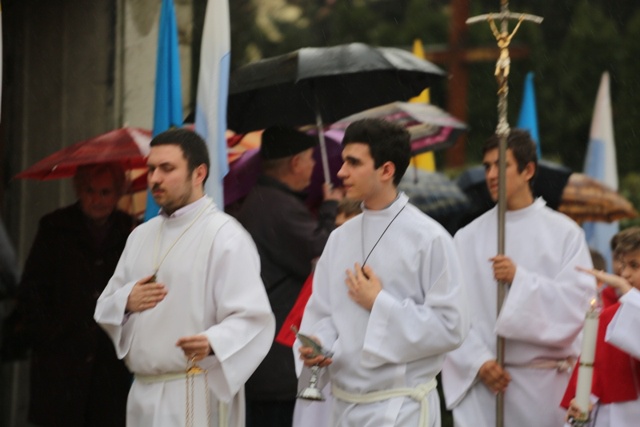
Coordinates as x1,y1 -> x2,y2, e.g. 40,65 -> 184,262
94,232 -> 138,360
605,288 -> 640,359
441,323 -> 494,408
295,245 -> 337,388
496,231 -> 596,348
201,222 -> 275,401
441,230 -> 493,409
298,248 -> 338,355
360,233 -> 469,368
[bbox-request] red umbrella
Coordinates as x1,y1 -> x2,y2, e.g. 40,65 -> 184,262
15,127 -> 152,180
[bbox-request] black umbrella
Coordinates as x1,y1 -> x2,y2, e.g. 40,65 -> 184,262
456,159 -> 572,228
228,43 -> 444,132
227,43 -> 444,182
399,167 -> 470,234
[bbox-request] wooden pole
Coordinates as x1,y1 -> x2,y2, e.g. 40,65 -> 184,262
444,0 -> 470,168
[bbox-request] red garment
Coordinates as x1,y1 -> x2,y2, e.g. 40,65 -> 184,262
275,273 -> 314,347
561,302 -> 640,408
600,285 -> 620,308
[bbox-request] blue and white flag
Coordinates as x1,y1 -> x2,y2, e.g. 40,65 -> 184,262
144,0 -> 184,221
583,72 -> 618,269
517,72 -> 541,158
195,0 -> 231,208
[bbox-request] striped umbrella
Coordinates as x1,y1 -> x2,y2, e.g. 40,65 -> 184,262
558,173 -> 638,224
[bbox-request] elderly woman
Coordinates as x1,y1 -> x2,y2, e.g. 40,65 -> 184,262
18,162 -> 135,427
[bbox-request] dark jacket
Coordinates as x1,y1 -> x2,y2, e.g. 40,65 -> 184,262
18,203 -> 134,427
238,176 -> 337,401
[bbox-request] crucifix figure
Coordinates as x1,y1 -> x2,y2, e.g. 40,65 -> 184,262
488,14 -> 525,94
467,7 -> 543,109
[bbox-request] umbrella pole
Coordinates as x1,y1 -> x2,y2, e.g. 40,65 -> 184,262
314,97 -> 332,185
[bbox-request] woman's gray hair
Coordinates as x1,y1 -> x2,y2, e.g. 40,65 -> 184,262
73,162 -> 127,196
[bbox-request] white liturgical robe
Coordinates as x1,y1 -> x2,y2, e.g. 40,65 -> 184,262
299,193 -> 468,427
606,288 -> 640,359
95,197 -> 275,427
441,198 -> 596,427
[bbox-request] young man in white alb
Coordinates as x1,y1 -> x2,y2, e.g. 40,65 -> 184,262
298,118 -> 468,427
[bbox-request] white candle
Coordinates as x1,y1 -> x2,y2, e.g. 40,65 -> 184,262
575,300 -> 599,419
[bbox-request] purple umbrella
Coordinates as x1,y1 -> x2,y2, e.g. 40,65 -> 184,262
223,130 -> 345,211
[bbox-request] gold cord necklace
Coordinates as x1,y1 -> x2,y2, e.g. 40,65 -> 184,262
150,199 -> 212,281
185,356 -> 211,427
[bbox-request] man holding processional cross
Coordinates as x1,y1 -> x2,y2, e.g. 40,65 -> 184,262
441,3 -> 596,427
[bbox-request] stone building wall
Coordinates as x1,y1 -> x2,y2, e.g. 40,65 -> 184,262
0,1 -> 195,425
2,0 -> 194,266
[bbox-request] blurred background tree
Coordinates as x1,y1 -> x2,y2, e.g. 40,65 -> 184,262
222,1 -> 639,424
225,0 -> 639,201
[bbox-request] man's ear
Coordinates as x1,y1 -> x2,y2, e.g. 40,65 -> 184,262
192,164 -> 208,186
290,153 -> 305,175
379,161 -> 396,183
523,161 -> 536,181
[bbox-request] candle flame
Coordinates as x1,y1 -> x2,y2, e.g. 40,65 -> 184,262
590,298 -> 597,308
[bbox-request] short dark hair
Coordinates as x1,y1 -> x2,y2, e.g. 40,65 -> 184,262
150,129 -> 210,183
483,128 -> 538,190
589,248 -> 607,272
342,118 -> 411,186
611,230 -> 623,252
613,227 -> 640,258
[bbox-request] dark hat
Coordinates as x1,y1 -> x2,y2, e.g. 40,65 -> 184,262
260,126 -> 318,160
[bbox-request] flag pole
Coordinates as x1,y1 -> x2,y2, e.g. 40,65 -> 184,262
466,2 -> 543,426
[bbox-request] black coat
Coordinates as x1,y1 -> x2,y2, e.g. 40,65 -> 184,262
237,176 -> 337,401
18,203 -> 133,427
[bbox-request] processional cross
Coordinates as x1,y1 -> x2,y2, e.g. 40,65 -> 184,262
466,2 -> 542,427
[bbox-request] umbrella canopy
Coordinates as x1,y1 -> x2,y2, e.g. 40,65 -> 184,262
399,168 -> 470,230
15,127 -> 152,180
558,173 -> 638,223
331,101 -> 467,155
456,159 -> 573,228
227,42 -> 445,133
226,130 -> 263,163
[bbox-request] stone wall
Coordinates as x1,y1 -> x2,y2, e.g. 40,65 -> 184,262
0,1 -> 195,425
3,0 -> 194,266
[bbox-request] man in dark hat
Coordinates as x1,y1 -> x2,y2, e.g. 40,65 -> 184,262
237,125 -> 343,427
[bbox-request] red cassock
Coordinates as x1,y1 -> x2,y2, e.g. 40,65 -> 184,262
561,302 -> 640,408
600,285 -> 620,308
275,273 -> 314,347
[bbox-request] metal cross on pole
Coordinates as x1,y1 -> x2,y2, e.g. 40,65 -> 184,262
466,2 -> 542,427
